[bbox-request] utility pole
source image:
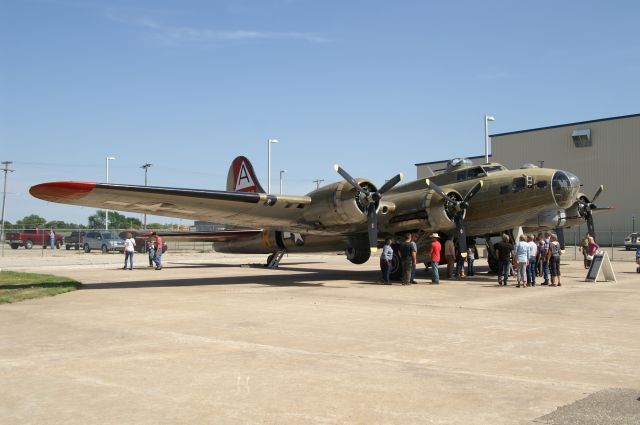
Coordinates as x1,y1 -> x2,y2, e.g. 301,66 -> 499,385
141,163 -> 152,230
312,179 -> 324,190
1,161 -> 15,257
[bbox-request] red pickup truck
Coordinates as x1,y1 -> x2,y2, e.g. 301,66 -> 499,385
6,228 -> 65,249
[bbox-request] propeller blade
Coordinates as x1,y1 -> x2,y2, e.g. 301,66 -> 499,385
586,212 -> 596,239
426,179 -> 456,204
591,185 -> 604,204
555,227 -> 566,250
334,164 -> 365,194
462,180 -> 483,203
366,203 -> 378,252
378,173 -> 404,194
454,216 -> 468,258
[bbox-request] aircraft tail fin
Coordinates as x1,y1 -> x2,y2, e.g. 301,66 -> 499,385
226,156 -> 266,193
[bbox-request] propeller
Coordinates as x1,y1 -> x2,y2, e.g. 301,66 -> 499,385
578,185 -> 604,239
334,165 -> 403,252
426,179 -> 483,257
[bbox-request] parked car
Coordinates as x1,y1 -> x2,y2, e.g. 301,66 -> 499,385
65,231 -> 86,250
624,232 -> 639,250
83,231 -> 125,253
118,230 -> 168,254
5,228 -> 64,249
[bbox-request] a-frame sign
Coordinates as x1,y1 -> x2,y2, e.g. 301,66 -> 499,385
585,251 -> 617,282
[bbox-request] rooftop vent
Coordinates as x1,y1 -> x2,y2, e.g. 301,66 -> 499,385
571,128 -> 591,147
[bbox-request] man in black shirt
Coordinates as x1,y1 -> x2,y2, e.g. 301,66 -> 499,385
494,234 -> 514,286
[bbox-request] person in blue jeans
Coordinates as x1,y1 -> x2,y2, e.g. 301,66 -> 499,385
526,234 -> 538,286
494,234 -> 514,286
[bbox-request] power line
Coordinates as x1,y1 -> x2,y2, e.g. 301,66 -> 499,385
1,161 -> 15,257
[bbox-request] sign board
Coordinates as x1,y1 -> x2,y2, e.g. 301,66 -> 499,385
585,252 -> 617,282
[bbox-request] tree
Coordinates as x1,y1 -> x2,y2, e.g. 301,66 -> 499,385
15,214 -> 47,228
88,210 -> 142,230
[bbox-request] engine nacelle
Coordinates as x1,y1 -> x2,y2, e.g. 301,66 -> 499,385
424,190 -> 457,231
524,209 -> 567,229
302,180 -> 376,229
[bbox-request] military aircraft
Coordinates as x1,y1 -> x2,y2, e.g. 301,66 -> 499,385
30,156 -> 601,276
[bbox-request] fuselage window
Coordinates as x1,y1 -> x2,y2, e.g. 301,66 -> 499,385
512,177 -> 526,192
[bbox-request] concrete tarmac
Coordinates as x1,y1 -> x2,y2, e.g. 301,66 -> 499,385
1,250 -> 639,424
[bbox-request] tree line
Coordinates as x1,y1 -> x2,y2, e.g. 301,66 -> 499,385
2,210 -> 183,230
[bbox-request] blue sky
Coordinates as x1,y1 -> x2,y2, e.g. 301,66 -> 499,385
1,0 -> 639,225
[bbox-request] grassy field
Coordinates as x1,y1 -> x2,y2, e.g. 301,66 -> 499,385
0,271 -> 81,304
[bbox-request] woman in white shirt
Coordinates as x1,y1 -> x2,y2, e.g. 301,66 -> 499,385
123,232 -> 136,270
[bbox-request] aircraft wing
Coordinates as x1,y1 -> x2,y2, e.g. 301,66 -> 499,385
30,182 -> 312,230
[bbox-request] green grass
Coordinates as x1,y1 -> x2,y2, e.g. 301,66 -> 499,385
0,271 -> 81,304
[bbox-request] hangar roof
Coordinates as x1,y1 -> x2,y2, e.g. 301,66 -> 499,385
489,112 -> 640,138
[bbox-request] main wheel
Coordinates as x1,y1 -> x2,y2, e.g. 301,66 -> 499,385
24,239 -> 33,250
390,248 -> 402,280
84,243 -> 91,253
101,245 -> 108,254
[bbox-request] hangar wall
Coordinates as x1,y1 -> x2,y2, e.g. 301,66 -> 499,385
490,114 -> 640,244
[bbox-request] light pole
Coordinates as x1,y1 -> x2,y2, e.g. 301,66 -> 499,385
267,138 -> 279,194
484,115 -> 495,164
1,161 -> 14,257
279,170 -> 286,194
312,179 -> 324,190
141,163 -> 152,229
105,156 -> 115,230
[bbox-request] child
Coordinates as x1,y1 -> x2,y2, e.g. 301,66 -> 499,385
467,242 -> 478,276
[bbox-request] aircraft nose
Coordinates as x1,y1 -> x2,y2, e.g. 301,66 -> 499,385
552,170 -> 580,208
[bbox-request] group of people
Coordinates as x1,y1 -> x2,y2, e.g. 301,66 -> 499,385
379,233 -> 478,285
122,232 -> 163,270
494,231 -> 566,287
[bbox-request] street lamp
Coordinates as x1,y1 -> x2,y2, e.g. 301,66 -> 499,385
267,138 -> 279,194
484,115 -> 495,164
279,170 -> 286,194
105,156 -> 115,230
141,163 -> 152,229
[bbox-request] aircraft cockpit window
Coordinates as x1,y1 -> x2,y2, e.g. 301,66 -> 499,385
512,177 -> 526,192
456,167 -> 485,181
482,165 -> 504,174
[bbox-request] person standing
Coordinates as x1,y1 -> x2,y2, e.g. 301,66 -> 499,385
494,234 -> 514,286
635,246 -> 640,273
454,238 -> 466,278
466,241 -> 478,277
49,229 -> 56,250
146,237 -> 155,267
540,232 -> 551,285
410,234 -> 418,284
379,238 -> 394,285
580,235 -> 590,269
429,233 -> 441,284
514,235 -> 530,287
586,236 -> 599,268
123,232 -> 136,270
444,237 -> 456,279
152,232 -> 163,270
548,234 -> 562,286
526,234 -> 538,286
399,234 -> 415,285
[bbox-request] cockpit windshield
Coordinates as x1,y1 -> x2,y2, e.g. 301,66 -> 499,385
551,171 -> 580,208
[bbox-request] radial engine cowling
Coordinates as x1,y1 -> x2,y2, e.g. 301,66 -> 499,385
302,179 -> 376,229
423,189 -> 457,231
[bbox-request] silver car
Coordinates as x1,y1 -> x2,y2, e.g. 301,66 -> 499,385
83,231 -> 125,254
624,232 -> 639,250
